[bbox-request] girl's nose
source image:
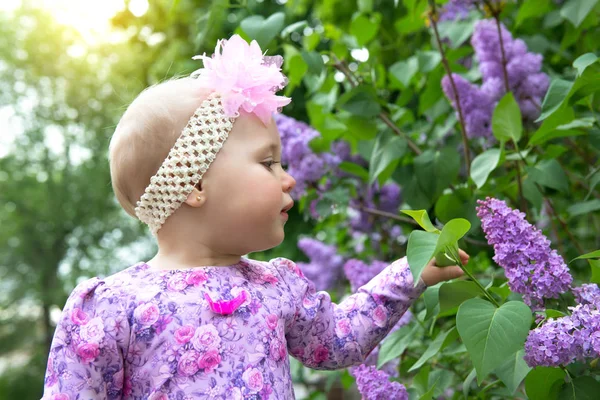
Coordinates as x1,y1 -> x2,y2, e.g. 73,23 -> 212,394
282,171 -> 296,193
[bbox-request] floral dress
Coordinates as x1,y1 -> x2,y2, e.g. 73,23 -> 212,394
42,257 -> 425,400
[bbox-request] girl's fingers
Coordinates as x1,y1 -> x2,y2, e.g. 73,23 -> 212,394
458,249 -> 470,264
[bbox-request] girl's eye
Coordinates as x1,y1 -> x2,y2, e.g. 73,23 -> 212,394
262,160 -> 280,170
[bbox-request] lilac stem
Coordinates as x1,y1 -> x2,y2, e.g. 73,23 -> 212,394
428,2 -> 472,176
331,56 -> 422,155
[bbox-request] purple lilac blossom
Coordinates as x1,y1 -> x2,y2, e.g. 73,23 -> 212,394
441,73 -> 498,139
439,1 -> 504,22
439,0 -> 474,22
476,197 -> 573,309
572,283 -> 600,308
350,364 -> 409,400
344,259 -> 389,292
296,238 -> 344,291
275,114 -> 341,199
524,304 -> 600,367
471,20 -> 549,120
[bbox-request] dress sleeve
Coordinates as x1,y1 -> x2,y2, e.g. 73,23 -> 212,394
273,257 -> 426,370
42,277 -> 130,400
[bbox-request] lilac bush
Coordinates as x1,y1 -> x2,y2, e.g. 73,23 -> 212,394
350,364 -> 409,400
471,20 -> 549,120
524,303 -> 600,367
442,19 -> 549,139
476,197 -> 573,309
296,238 -> 344,291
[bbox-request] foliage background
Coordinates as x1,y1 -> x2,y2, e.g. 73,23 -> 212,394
0,0 -> 599,398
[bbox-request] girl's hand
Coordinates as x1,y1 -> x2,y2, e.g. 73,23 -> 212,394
420,249 -> 469,286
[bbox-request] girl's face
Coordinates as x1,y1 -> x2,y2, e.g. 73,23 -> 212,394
198,113 -> 296,255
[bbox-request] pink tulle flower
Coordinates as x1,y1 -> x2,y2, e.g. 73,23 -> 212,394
191,34 -> 291,125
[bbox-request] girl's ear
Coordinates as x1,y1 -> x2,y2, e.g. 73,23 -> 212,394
185,182 -> 206,208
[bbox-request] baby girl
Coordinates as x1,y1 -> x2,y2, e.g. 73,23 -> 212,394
41,35 -> 465,399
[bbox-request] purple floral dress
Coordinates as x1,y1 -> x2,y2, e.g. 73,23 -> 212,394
42,257 -> 425,399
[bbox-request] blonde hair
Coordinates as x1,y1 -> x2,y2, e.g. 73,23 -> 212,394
109,77 -> 210,217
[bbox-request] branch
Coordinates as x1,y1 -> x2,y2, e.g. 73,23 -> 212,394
427,2 -> 472,176
331,56 -> 422,155
358,206 -> 489,247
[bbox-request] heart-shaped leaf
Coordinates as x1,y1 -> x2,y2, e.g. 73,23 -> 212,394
492,92 -> 523,143
401,209 -> 440,233
494,349 -> 531,394
525,367 -> 565,400
407,230 -> 439,285
240,12 -> 285,48
470,148 -> 502,189
457,299 -> 532,384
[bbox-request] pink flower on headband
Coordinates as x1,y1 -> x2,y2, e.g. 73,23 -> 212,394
191,34 -> 291,125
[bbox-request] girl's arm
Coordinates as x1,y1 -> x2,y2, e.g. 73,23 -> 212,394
42,278 -> 129,400
275,257 -> 426,370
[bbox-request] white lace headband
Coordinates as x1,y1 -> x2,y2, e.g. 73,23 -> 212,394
134,35 -> 291,234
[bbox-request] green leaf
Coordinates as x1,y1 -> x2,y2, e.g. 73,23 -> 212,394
536,79 -> 575,122
345,115 -> 378,140
368,131 -> 407,184
378,325 -> 418,367
456,299 -> 532,384
560,0 -> 599,28
568,199 -> 600,217
590,259 -> 600,285
301,50 -> 324,75
558,376 -> 600,400
433,218 -> 471,260
401,209 -> 440,233
492,92 -> 523,143
545,309 -> 567,318
240,12 -> 285,48
529,159 -> 569,192
338,162 -> 368,181
470,148 -> 502,189
570,249 -> 600,262
439,281 -> 481,314
529,106 -> 576,146
358,0 -> 373,13
338,87 -> 381,117
423,284 -> 441,321
516,0 -> 552,27
417,51 -> 442,73
556,117 -> 596,131
409,327 -> 458,372
281,20 -> 308,37
573,53 -> 599,76
463,368 -> 477,398
494,349 -> 532,394
437,18 -> 477,48
407,230 -> 439,285
350,14 -> 379,46
389,57 -> 419,88
525,367 -> 565,400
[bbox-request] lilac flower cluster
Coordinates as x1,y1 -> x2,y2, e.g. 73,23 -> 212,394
344,259 -> 389,292
572,283 -> 600,307
350,364 -> 408,400
472,20 -> 549,120
274,114 -> 341,199
441,20 -> 549,139
439,0 -> 476,22
296,238 -> 344,291
441,74 -> 501,139
439,0 -> 503,22
476,197 -> 573,309
524,304 -> 600,367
